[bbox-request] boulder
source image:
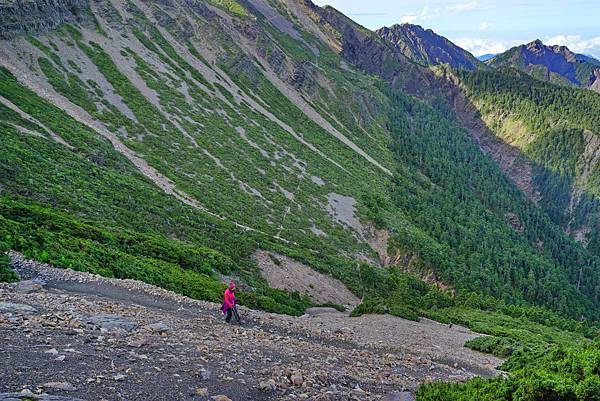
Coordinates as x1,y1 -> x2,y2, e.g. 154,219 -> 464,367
383,391 -> 415,401
41,382 -> 77,391
211,396 -> 232,401
259,379 -> 277,392
15,279 -> 46,294
0,302 -> 37,315
290,373 -> 303,386
143,322 -> 170,334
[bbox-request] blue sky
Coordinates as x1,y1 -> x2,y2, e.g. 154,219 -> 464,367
312,0 -> 600,58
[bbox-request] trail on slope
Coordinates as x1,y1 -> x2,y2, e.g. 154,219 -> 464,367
0,253 -> 502,401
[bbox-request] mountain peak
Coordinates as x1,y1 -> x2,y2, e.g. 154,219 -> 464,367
490,39 -> 600,90
376,23 -> 484,70
528,38 -> 544,47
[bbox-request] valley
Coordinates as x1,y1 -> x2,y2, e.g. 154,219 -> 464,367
0,0 -> 599,400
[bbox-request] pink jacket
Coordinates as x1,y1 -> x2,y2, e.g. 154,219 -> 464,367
224,288 -> 235,309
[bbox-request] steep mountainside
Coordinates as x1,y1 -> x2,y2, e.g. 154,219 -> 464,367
376,23 -> 485,71
0,0 -> 599,324
368,25 -> 600,254
487,39 -> 600,92
437,66 -> 600,251
1,2 -> 600,400
303,5 -> 600,314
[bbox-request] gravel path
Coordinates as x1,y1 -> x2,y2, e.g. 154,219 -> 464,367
0,253 -> 503,400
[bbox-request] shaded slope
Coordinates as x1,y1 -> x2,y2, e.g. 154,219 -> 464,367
304,4 -> 600,318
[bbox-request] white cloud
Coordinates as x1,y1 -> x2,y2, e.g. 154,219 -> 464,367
479,22 -> 490,31
452,1 -> 479,12
400,2 -> 479,25
544,35 -> 600,58
453,38 -> 514,56
401,5 -> 431,24
400,14 -> 418,24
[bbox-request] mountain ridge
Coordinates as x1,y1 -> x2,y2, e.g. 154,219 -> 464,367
487,39 -> 600,92
375,23 -> 485,71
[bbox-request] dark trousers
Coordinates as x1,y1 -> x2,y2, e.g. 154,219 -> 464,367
226,306 -> 240,323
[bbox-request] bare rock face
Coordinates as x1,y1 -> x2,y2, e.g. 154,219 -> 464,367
0,0 -> 94,39
589,68 -> 600,93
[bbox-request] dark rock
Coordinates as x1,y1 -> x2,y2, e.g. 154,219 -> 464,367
0,0 -> 95,40
0,393 -> 85,401
383,391 -> 415,401
0,302 -> 37,315
87,313 -> 137,332
15,279 -> 46,294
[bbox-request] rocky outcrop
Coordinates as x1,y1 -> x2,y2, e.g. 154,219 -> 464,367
0,0 -> 94,39
254,249 -> 360,307
588,68 -> 600,93
310,5 -> 436,97
377,24 -> 485,71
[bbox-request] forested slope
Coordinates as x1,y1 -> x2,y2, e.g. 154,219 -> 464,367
449,67 -> 600,257
1,1 -> 599,399
0,0 -> 599,321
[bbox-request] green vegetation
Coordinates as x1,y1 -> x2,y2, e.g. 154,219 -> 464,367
374,81 -> 599,320
0,238 -> 18,283
0,197 -> 313,315
206,0 -> 248,17
417,340 -> 600,401
4,4 -> 600,323
455,67 -> 600,254
456,68 -> 599,139
464,336 -> 521,358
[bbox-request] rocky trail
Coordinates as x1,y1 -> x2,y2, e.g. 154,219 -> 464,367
0,253 -> 503,401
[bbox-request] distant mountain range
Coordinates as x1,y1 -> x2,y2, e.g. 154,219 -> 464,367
486,39 -> 600,92
477,54 -> 496,62
375,24 -> 600,93
376,23 -> 485,71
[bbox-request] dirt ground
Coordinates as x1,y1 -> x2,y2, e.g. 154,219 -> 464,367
0,253 -> 502,401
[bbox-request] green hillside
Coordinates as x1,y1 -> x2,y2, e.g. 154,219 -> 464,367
0,0 -> 599,320
453,67 -> 600,256
1,1 -> 600,399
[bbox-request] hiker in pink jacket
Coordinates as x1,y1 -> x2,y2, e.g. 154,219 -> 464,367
222,281 -> 240,323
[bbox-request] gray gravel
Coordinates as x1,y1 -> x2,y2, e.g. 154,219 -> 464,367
0,252 -> 502,400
